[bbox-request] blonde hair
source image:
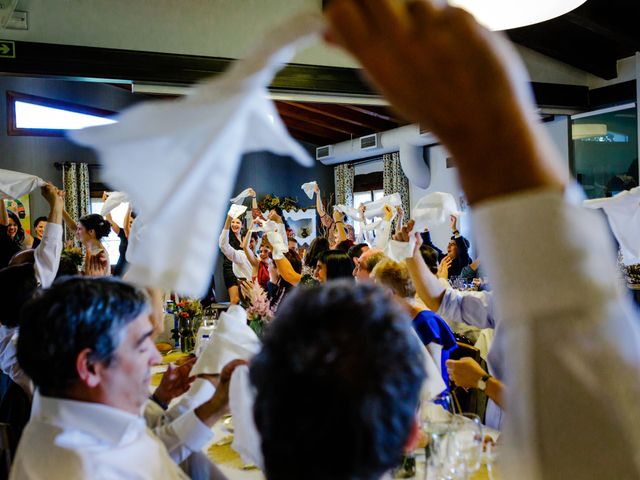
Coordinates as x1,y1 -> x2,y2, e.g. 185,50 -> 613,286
371,259 -> 416,299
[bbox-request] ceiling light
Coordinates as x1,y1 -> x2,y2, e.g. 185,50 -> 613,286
450,0 -> 588,31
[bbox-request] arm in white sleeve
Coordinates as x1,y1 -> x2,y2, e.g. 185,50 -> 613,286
374,219 -> 392,251
218,229 -> 242,264
437,288 -> 495,330
34,223 -> 63,288
144,379 -> 216,464
472,187 -> 640,480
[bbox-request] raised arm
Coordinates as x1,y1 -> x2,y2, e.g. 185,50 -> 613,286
62,209 -> 78,232
34,184 -> 64,287
242,222 -> 260,269
274,255 -> 301,286
332,208 -> 348,243
395,221 -> 446,311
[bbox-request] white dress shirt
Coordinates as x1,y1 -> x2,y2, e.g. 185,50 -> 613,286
472,187 -> 640,480
11,393 -> 190,480
437,287 -> 504,429
34,222 -> 63,288
218,229 -> 254,280
0,222 -> 63,397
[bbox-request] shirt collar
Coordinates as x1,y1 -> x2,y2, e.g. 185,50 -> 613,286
32,391 -> 146,446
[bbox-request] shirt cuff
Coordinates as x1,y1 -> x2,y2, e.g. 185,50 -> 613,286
170,410 -> 215,453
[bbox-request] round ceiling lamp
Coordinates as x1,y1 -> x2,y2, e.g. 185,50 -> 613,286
450,0 -> 589,31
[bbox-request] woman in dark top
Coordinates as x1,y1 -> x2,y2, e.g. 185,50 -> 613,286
106,205 -> 135,277
31,216 -> 47,250
222,216 -> 244,304
0,202 -> 27,268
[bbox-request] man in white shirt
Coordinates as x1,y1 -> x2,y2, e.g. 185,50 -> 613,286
12,277 -> 239,479
325,1 -> 640,479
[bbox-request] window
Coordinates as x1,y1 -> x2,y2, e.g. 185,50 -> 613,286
90,198 -> 129,266
353,189 -> 385,238
572,103 -> 638,199
7,91 -> 116,136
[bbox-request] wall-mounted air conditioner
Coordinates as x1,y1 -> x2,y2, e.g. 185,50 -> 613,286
359,133 -> 380,150
316,145 -> 333,161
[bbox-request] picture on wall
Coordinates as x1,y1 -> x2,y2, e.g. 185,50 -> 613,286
4,194 -> 32,235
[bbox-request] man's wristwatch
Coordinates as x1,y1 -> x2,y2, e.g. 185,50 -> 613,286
477,374 -> 491,391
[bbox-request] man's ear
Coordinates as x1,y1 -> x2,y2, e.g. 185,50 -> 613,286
404,414 -> 422,453
76,348 -> 102,388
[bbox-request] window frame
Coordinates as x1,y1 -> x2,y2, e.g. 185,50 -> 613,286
6,91 -> 116,137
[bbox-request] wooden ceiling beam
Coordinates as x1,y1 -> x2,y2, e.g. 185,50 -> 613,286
282,116 -> 351,143
280,101 -> 399,131
285,126 -> 331,146
276,102 -> 371,137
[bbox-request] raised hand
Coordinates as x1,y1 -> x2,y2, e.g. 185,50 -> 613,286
437,255 -> 452,279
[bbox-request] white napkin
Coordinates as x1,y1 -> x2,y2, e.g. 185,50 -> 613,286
230,188 -> 254,205
334,204 -> 361,221
229,365 -> 264,468
100,191 -> 129,216
411,192 -> 461,232
0,169 -> 46,200
262,220 -> 288,259
301,181 -> 317,200
191,306 -> 261,376
363,193 -> 402,219
69,14 -> 323,296
583,187 -> 640,265
228,204 -> 248,220
413,330 -> 447,401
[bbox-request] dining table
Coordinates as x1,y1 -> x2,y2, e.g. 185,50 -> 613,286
153,349 -> 498,480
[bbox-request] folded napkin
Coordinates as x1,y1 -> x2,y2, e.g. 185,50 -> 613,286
191,306 -> 261,376
0,169 -> 46,200
301,181 -> 317,200
228,204 -> 248,220
100,191 -> 129,216
229,365 -> 264,468
230,188 -> 254,205
583,187 -> 640,265
69,14 -> 323,296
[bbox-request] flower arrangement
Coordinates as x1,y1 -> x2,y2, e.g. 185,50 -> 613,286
257,194 -> 300,212
174,299 -> 203,352
61,246 -> 84,268
243,281 -> 275,338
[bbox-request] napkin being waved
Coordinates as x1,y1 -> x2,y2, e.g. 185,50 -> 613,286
0,169 -> 46,200
229,365 -> 264,468
583,187 -> 640,265
100,191 -> 129,216
230,188 -> 254,205
191,306 -> 261,376
385,192 -> 461,262
301,181 -> 317,200
227,204 -> 248,220
69,14 -> 324,296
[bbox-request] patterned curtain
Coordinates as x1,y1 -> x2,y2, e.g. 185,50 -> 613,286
334,163 -> 354,207
62,163 -> 90,244
383,152 -> 410,225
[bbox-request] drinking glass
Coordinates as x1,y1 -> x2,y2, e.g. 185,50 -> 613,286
447,413 -> 483,480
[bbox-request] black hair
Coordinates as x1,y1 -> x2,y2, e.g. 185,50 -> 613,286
7,212 -> 25,244
56,256 -> 80,278
420,245 -> 439,275
305,237 -> 330,270
335,239 -> 355,253
347,243 -> 369,263
33,216 -> 47,231
79,213 -> 111,239
319,249 -> 354,281
251,281 -> 426,480
0,263 -> 38,328
17,277 -> 149,396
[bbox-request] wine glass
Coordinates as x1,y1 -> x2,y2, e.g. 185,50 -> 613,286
420,392 -> 455,480
447,413 -> 483,479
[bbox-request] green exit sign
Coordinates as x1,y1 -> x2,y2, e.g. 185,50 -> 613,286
0,40 -> 15,58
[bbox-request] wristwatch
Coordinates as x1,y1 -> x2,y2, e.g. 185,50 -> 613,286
477,374 -> 491,391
